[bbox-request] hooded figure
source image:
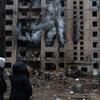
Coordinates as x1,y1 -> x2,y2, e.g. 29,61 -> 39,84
9,62 -> 32,100
0,57 -> 7,100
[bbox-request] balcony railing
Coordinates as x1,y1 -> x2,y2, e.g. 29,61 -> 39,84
18,3 -> 30,9
18,14 -> 41,20
18,3 -> 41,9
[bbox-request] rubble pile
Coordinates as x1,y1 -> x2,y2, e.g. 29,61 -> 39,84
4,69 -> 100,100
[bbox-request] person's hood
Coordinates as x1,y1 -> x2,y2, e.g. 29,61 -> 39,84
0,57 -> 6,68
12,62 -> 28,76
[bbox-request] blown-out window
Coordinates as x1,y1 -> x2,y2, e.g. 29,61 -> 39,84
92,1 -> 97,7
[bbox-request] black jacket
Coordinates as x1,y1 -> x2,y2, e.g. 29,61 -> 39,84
9,62 -> 32,100
0,68 -> 7,100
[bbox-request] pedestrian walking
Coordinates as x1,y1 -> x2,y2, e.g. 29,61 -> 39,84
0,57 -> 7,100
9,61 -> 32,100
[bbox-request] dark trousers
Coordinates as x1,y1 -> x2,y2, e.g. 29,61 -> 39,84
0,95 -> 4,100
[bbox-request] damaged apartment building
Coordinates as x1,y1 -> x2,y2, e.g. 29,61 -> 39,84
5,0 -> 100,73
5,0 -> 66,71
66,0 -> 100,73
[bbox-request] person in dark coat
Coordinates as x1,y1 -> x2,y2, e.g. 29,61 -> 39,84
9,62 -> 32,100
0,57 -> 7,100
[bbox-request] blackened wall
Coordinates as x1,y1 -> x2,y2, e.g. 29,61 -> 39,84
0,0 -> 5,57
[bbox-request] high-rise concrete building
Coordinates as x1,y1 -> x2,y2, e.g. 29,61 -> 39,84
5,0 -> 17,67
66,0 -> 100,73
5,0 -> 66,70
5,0 -> 100,73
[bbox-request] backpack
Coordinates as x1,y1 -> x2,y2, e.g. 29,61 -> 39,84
0,75 -> 7,94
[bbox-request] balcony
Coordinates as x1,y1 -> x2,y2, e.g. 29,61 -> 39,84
6,15 -> 13,20
6,5 -> 14,9
31,6 -> 41,9
45,57 -> 55,61
18,3 -> 41,9
5,36 -> 13,41
59,58 -> 65,62
18,3 -> 30,9
18,13 -> 41,20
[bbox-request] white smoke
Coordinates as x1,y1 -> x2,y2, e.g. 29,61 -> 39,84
38,15 -> 55,30
31,0 -> 41,7
16,23 -> 29,42
31,22 -> 36,30
17,22 -> 22,29
54,0 -> 61,12
17,0 -> 66,47
47,2 -> 55,15
16,28 -> 25,41
16,27 -> 30,42
31,30 -> 42,45
46,27 -> 57,46
58,16 -> 65,47
25,32 -> 31,41
44,2 -> 57,46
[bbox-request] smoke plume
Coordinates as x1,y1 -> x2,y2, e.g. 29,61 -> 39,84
31,0 -> 41,7
17,0 -> 66,47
